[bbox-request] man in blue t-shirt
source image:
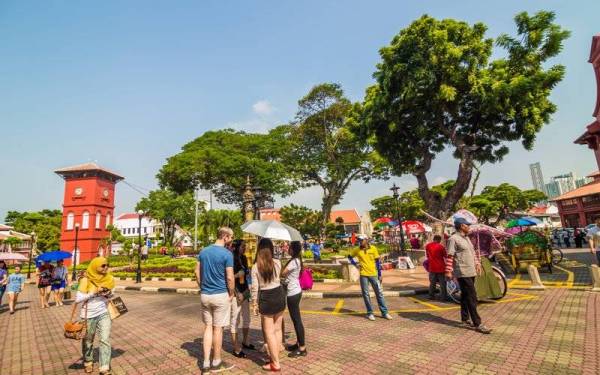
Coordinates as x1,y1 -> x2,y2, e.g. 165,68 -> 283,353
195,227 -> 235,374
311,241 -> 322,263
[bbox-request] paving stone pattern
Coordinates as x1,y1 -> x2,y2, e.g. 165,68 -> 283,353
1,283 -> 599,375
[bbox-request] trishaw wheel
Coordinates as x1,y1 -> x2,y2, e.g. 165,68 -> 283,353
490,266 -> 507,299
446,279 -> 461,304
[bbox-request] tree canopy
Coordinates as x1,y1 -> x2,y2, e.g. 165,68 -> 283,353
280,204 -> 321,238
358,11 -> 569,219
136,189 -> 196,246
285,83 -> 389,231
370,180 -> 456,221
468,183 -> 546,225
4,209 -> 62,251
157,129 -> 295,212
195,209 -> 244,246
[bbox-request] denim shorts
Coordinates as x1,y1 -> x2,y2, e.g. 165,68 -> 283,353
51,280 -> 66,291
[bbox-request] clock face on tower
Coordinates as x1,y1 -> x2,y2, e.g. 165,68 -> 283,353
103,189 -> 109,198
74,187 -> 83,196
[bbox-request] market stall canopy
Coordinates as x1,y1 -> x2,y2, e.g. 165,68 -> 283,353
506,218 -> 539,228
402,220 -> 427,234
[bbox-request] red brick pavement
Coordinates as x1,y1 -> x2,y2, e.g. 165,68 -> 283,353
0,285 -> 599,374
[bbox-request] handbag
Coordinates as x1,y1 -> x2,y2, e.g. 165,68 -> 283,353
64,302 -> 87,340
107,296 -> 128,320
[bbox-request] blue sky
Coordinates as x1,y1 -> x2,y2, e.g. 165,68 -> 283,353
1,0 -> 599,220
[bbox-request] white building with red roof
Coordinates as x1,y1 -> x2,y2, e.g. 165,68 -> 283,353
0,224 -> 33,258
112,213 -> 192,252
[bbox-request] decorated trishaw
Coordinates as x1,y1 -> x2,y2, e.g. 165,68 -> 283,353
423,209 -> 509,303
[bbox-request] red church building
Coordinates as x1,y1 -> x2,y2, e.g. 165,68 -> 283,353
55,162 -> 123,263
554,34 -> 600,227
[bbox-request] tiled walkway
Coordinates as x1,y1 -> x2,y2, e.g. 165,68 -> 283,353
1,282 -> 599,374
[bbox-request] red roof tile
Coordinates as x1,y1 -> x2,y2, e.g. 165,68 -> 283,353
260,209 -> 281,222
551,180 -> 600,201
330,209 -> 361,224
54,162 -> 124,180
116,213 -> 141,220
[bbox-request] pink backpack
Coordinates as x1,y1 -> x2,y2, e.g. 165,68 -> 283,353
299,268 -> 313,290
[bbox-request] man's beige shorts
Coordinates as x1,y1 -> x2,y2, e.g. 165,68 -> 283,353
200,293 -> 231,327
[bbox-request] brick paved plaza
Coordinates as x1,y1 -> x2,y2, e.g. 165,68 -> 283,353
1,283 -> 599,374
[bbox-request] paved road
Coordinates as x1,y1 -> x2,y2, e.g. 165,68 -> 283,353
1,278 -> 599,375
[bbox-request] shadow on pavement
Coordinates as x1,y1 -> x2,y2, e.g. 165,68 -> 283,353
181,328 -> 270,371
67,348 -> 125,370
398,311 -> 465,329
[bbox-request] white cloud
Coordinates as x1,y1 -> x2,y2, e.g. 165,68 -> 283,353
252,100 -> 275,116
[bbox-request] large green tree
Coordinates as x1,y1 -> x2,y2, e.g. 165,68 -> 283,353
358,11 -> 569,219
136,189 -> 195,246
285,83 -> 389,232
157,129 -> 295,215
279,204 -> 320,238
4,209 -> 62,251
467,183 -> 546,225
370,180 -> 456,221
195,209 -> 244,246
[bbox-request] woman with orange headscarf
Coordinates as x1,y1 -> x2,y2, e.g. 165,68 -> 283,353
75,257 -> 115,375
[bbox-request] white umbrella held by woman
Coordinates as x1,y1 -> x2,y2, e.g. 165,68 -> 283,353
241,220 -> 303,242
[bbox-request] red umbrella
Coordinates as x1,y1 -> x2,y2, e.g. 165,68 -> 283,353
401,220 -> 427,234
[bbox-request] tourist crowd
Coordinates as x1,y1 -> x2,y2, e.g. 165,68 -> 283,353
196,227 -> 308,373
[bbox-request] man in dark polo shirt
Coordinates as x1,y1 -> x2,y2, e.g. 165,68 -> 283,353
445,218 -> 492,334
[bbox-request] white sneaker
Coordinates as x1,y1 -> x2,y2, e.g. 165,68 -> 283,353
384,313 -> 393,320
367,314 -> 376,321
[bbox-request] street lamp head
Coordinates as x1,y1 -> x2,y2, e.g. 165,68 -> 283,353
137,209 -> 144,216
75,223 -> 80,229
390,183 -> 400,199
30,231 -> 36,237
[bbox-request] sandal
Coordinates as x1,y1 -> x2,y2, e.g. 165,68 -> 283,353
262,363 -> 281,372
232,350 -> 247,358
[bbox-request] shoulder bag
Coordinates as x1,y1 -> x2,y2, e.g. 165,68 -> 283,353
64,302 -> 87,340
107,296 -> 128,320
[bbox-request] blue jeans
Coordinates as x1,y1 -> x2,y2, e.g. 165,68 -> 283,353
82,312 -> 112,371
359,276 -> 388,315
596,250 -> 600,265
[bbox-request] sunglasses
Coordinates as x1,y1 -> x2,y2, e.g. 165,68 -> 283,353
100,264 -> 109,268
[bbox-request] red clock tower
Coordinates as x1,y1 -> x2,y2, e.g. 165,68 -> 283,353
55,163 -> 124,264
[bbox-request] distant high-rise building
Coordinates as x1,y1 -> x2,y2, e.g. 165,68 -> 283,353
545,181 -> 561,199
575,176 -> 592,188
552,173 -> 576,195
529,162 -> 546,194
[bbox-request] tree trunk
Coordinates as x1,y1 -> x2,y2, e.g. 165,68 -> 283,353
320,199 -> 334,237
414,150 -> 474,225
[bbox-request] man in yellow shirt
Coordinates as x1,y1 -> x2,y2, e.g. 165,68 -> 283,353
349,238 -> 392,321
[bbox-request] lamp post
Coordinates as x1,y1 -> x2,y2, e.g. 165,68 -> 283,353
71,224 -> 80,282
390,183 -> 407,256
242,176 -> 256,222
136,210 -> 143,283
27,231 -> 36,279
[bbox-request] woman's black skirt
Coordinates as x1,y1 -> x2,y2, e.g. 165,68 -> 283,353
258,286 -> 286,316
